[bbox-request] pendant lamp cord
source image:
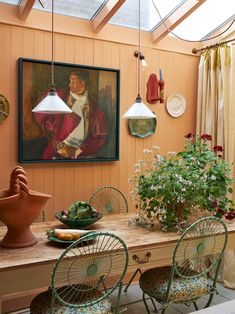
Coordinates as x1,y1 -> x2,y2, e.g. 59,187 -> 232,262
137,0 -> 140,97
51,0 -> 55,89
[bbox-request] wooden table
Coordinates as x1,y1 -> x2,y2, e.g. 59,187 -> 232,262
1,213 -> 235,312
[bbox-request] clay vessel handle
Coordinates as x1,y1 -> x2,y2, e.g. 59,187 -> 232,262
9,166 -> 29,195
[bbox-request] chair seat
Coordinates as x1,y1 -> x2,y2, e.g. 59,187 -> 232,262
139,266 -> 209,303
30,288 -> 112,314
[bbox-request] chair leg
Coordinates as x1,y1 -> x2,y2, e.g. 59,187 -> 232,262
124,268 -> 142,292
143,292 -> 151,314
150,297 -> 158,312
204,292 -> 215,308
50,291 -> 55,314
114,282 -> 123,314
193,301 -> 199,310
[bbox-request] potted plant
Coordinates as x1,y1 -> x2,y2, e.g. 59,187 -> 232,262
129,133 -> 235,232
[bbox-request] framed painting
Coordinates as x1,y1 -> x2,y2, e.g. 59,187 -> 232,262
18,58 -> 120,163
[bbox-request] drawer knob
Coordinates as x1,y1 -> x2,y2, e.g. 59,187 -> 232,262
132,252 -> 151,264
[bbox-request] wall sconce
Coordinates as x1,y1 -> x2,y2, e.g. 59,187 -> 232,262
134,51 -> 148,68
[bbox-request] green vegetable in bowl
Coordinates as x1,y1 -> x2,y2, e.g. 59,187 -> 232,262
67,201 -> 94,219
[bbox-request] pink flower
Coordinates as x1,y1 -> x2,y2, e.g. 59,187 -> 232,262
211,200 -> 218,208
225,211 -> 235,221
185,133 -> 193,139
216,208 -> 225,215
213,145 -> 223,153
201,134 -> 212,141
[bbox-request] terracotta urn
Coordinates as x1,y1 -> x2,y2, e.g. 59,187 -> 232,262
0,166 -> 51,248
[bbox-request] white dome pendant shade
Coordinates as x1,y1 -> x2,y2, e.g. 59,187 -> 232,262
32,86 -> 72,114
122,95 -> 155,119
32,0 -> 72,114
122,0 -> 156,120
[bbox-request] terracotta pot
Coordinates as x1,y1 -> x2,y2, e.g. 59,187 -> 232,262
0,166 -> 51,248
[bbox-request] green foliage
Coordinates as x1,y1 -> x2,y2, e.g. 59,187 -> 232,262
129,134 -> 235,232
68,201 -> 93,219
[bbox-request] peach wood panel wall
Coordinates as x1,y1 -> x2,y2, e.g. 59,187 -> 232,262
0,23 -> 199,221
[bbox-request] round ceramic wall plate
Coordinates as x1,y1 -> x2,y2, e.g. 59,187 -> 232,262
166,93 -> 186,117
128,117 -> 157,138
0,94 -> 9,123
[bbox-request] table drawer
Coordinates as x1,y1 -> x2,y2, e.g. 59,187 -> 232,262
128,243 -> 175,270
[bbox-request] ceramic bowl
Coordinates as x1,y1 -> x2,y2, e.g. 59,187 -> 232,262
55,212 -> 102,228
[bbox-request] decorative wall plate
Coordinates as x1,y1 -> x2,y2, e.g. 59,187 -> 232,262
0,94 -> 9,123
128,117 -> 157,138
166,93 -> 186,117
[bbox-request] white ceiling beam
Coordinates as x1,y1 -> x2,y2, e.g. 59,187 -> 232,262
152,0 -> 206,43
18,0 -> 36,20
93,0 -> 126,33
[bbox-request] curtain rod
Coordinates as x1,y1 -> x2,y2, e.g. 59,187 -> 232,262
192,38 -> 235,54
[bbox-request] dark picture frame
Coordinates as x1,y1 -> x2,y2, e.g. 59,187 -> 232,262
18,58 -> 120,163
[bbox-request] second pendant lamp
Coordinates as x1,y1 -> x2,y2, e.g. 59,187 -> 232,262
32,0 -> 72,114
122,0 -> 156,119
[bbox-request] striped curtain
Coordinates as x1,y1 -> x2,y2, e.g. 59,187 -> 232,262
196,44 -> 235,192
196,43 -> 235,289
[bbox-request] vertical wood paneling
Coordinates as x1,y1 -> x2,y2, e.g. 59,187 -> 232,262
0,23 -> 199,217
0,24 -> 11,187
10,26 -> 23,171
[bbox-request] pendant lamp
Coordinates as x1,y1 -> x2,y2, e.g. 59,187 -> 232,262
122,0 -> 155,119
32,0 -> 72,114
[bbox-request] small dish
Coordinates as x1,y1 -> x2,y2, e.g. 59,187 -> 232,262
166,93 -> 186,117
55,212 -> 102,228
128,118 -> 157,138
47,233 -> 96,245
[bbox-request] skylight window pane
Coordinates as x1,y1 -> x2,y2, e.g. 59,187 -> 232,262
171,0 -> 235,40
109,0 -> 184,31
33,0 -> 106,20
0,0 -> 18,4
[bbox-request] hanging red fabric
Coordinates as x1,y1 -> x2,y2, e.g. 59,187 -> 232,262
146,74 -> 160,104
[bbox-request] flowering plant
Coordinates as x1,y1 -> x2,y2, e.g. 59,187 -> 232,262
129,133 -> 235,232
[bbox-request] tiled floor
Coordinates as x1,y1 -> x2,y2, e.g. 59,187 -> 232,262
8,282 -> 235,314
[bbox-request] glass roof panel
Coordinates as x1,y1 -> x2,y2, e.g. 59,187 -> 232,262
33,0 -> 107,20
0,0 -> 233,41
170,0 -> 235,40
0,0 -> 18,4
109,0 -> 184,31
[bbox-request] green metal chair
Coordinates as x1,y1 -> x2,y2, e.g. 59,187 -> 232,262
30,232 -> 129,314
139,216 -> 228,314
89,186 -> 128,215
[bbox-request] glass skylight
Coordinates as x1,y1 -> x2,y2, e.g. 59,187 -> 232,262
169,0 -> 235,41
0,0 -> 18,4
0,0 -> 234,40
109,0 -> 184,31
33,0 -> 106,20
